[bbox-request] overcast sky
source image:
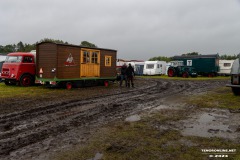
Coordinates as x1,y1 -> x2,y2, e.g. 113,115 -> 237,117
0,0 -> 240,60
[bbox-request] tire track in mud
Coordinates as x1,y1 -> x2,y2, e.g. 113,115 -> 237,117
0,79 -> 227,156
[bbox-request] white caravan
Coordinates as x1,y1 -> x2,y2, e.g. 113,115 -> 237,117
122,61 -> 145,75
143,61 -> 167,75
218,60 -> 234,76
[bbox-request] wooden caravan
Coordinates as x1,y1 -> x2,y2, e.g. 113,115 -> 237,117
36,42 -> 117,88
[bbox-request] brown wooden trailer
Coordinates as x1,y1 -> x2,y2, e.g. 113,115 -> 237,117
36,42 -> 117,89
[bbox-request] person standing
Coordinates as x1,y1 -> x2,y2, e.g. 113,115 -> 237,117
126,63 -> 134,88
120,63 -> 127,87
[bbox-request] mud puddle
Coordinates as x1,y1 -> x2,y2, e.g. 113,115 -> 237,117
180,108 -> 240,140
125,114 -> 141,122
0,79 -> 231,160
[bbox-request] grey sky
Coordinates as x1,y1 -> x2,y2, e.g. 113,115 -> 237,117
0,0 -> 240,60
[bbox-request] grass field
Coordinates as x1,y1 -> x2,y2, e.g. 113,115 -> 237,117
0,83 -> 68,98
140,75 -> 230,81
53,85 -> 240,160
186,87 -> 240,110
1,78 -> 239,160
54,109 -> 240,160
0,76 -> 230,98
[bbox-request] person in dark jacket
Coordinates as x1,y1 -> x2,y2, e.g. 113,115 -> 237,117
126,63 -> 134,88
120,63 -> 127,87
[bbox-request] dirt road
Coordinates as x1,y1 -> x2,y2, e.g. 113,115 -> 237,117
0,78 -> 236,160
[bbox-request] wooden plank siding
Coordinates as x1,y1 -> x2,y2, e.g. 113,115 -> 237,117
36,42 -> 117,80
57,46 -> 80,79
100,50 -> 117,77
37,43 -> 57,79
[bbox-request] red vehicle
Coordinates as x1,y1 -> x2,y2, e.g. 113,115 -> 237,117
0,52 -> 36,86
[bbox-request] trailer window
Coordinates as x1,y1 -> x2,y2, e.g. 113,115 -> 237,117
91,52 -> 99,64
223,63 -> 231,67
146,64 -> 154,69
105,56 -> 112,67
5,56 -> 22,63
83,51 -> 90,63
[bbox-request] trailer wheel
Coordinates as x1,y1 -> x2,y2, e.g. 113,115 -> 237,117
231,87 -> 240,96
182,72 -> 189,78
168,68 -> 175,77
66,82 -> 72,90
208,73 -> 214,77
20,74 -> 33,87
104,81 -> 109,87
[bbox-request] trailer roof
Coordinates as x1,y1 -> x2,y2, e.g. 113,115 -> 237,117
37,42 -> 117,52
173,54 -> 219,59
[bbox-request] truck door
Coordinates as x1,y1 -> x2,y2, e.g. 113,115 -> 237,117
80,49 -> 100,77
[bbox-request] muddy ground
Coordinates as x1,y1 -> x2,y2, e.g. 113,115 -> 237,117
0,78 -> 239,160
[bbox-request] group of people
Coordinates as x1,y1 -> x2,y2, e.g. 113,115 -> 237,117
119,63 -> 134,88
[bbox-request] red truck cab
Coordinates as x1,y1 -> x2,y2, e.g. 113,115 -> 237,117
0,52 -> 36,86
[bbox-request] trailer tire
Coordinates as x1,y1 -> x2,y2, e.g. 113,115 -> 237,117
104,81 -> 109,87
66,82 -> 73,90
208,73 -> 214,77
20,74 -> 33,87
168,68 -> 175,77
182,72 -> 189,78
231,87 -> 240,96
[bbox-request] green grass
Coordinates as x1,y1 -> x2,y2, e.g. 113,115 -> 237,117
0,82 -> 118,99
0,83 -> 65,98
52,84 -> 240,160
186,87 -> 240,110
140,75 -> 230,81
53,110 -> 240,160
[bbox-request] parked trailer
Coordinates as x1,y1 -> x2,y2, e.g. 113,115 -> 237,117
36,42 -> 117,89
173,54 -> 220,76
143,61 -> 166,75
126,61 -> 145,76
226,55 -> 240,95
218,60 -> 234,76
134,62 -> 145,76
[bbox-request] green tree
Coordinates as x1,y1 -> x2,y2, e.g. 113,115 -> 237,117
24,43 -> 36,52
182,52 -> 199,56
220,54 -> 238,60
148,56 -> 172,62
17,41 -> 24,51
3,45 -> 15,53
80,41 -> 97,48
38,38 -> 69,44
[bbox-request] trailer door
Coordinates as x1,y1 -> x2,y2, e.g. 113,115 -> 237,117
80,49 -> 100,77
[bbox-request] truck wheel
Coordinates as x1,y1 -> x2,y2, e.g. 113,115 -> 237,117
231,87 -> 240,96
5,80 -> 16,86
182,72 -> 189,78
168,68 -> 175,77
66,82 -> 72,90
4,80 -> 11,85
20,74 -> 33,87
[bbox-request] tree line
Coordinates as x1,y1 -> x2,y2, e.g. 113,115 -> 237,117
149,52 -> 239,61
0,38 -> 97,54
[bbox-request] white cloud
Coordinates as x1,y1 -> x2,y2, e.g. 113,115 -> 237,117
0,0 -> 240,60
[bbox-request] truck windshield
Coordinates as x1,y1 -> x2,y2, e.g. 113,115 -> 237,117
5,56 -> 22,63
